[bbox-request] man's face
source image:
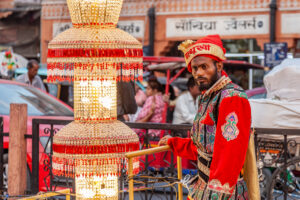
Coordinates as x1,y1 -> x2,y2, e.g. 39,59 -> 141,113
28,64 -> 39,78
189,85 -> 201,97
191,56 -> 222,91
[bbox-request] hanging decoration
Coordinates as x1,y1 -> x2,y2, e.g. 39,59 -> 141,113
0,50 -> 21,78
47,0 -> 142,199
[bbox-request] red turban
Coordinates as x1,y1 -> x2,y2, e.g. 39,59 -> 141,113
178,34 -> 226,72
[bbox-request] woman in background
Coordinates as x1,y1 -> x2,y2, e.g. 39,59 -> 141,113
135,77 -> 164,136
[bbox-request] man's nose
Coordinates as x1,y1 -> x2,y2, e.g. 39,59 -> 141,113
195,67 -> 204,76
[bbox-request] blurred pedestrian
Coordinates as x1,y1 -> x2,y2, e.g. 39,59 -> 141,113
135,77 -> 164,136
173,77 -> 200,124
126,83 -> 147,122
135,82 -> 147,107
117,81 -> 137,121
16,60 -> 46,91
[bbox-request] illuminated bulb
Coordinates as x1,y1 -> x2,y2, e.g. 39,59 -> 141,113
79,81 -> 88,87
79,188 -> 96,198
91,81 -> 102,87
99,96 -> 112,109
90,80 -> 112,88
76,175 -> 118,199
98,175 -> 118,197
99,188 -> 117,197
81,97 -> 90,103
102,80 -> 112,87
76,175 -> 97,199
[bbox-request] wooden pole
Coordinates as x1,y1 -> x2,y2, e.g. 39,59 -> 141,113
8,104 -> 27,196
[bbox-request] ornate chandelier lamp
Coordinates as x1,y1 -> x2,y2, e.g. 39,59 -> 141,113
47,0 -> 143,199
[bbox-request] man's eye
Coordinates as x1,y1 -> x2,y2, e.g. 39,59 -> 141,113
201,65 -> 207,70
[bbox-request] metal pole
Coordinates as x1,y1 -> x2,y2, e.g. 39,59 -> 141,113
148,7 -> 155,56
177,157 -> 183,200
20,189 -> 71,200
270,0 -> 277,43
145,129 -> 149,200
128,157 -> 134,200
49,124 -> 54,191
125,146 -> 172,200
119,163 -> 124,200
0,117 -> 3,194
162,69 -> 170,124
248,40 -> 254,90
170,152 -> 174,200
32,119 -> 40,194
249,69 -> 253,90
284,134 -> 287,200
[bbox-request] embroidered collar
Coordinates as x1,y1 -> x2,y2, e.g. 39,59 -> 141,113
202,76 -> 231,97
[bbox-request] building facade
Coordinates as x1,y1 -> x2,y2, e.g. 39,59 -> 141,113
41,0 -> 300,62
0,0 -> 41,58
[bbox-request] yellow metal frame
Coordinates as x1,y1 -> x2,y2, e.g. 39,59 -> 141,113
19,189 -> 71,200
125,145 -> 183,200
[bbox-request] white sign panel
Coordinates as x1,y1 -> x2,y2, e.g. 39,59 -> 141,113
117,20 -> 144,39
15,0 -> 41,3
53,22 -> 72,38
166,15 -> 269,38
281,13 -> 300,34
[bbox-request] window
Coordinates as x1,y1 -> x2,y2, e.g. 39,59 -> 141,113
0,82 -> 73,116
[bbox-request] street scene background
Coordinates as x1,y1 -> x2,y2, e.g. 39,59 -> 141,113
1,0 -> 300,199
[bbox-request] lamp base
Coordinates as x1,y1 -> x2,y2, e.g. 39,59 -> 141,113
52,120 -> 140,178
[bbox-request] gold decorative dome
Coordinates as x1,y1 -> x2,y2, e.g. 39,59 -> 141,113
67,0 -> 123,28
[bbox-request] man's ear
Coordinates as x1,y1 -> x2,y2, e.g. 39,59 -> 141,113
216,62 -> 223,73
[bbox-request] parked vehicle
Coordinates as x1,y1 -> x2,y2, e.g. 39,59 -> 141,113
14,67 -> 74,107
0,79 -> 74,191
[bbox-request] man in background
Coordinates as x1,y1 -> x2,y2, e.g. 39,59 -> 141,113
172,77 -> 200,124
16,60 -> 46,91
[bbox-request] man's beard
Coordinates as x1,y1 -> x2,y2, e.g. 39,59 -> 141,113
198,68 -> 219,91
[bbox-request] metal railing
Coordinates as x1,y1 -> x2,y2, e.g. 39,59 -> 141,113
0,117 -> 5,194
125,145 -> 183,200
1,116 -> 300,199
30,119 -> 191,199
19,189 -> 71,200
31,118 -> 72,194
254,128 -> 300,200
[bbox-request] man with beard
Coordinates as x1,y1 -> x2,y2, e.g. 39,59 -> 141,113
159,35 -> 259,200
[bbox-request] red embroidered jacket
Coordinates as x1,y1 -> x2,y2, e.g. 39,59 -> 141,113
167,76 -> 251,199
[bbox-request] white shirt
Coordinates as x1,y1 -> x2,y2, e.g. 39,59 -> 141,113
16,73 -> 46,91
172,91 -> 199,124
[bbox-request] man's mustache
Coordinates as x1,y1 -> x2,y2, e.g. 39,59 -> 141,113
196,77 -> 208,81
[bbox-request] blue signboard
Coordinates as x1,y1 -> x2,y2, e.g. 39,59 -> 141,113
264,42 -> 288,68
